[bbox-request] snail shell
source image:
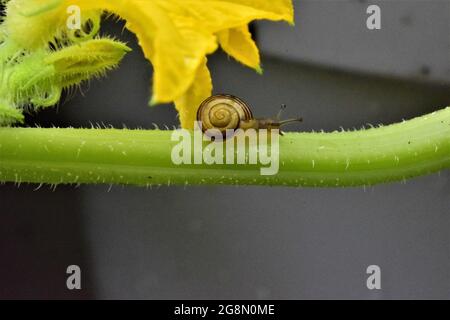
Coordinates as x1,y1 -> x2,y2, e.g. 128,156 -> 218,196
197,94 -> 254,136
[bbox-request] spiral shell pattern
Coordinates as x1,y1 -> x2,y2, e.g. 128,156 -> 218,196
197,95 -> 253,135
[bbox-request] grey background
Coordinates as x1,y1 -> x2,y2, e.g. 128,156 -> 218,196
0,0 -> 449,299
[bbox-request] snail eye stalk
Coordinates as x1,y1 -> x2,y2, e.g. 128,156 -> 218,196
274,103 -> 303,128
276,104 -> 287,121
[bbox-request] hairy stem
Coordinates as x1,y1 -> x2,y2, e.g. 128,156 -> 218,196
0,107 -> 449,187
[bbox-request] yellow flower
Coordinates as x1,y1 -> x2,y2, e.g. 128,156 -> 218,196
4,0 -> 294,128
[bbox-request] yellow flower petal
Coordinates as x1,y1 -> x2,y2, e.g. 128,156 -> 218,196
217,25 -> 261,72
174,58 -> 212,129
76,0 -> 293,107
216,0 -> 294,24
79,0 -> 218,104
157,0 -> 293,33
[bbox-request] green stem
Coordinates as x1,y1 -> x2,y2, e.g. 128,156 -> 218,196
0,107 -> 449,187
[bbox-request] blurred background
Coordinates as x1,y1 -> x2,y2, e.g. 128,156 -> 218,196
1,0 -> 449,299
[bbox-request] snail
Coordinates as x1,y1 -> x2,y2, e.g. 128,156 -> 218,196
196,94 -> 302,137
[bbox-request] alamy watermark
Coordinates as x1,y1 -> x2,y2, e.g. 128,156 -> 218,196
171,122 -> 280,176
66,265 -> 81,290
366,265 -> 381,290
66,5 -> 81,30
366,4 -> 381,30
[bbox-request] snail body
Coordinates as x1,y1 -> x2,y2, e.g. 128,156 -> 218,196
196,94 -> 302,137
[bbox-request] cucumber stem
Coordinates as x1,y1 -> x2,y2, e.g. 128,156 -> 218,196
0,107 -> 449,187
